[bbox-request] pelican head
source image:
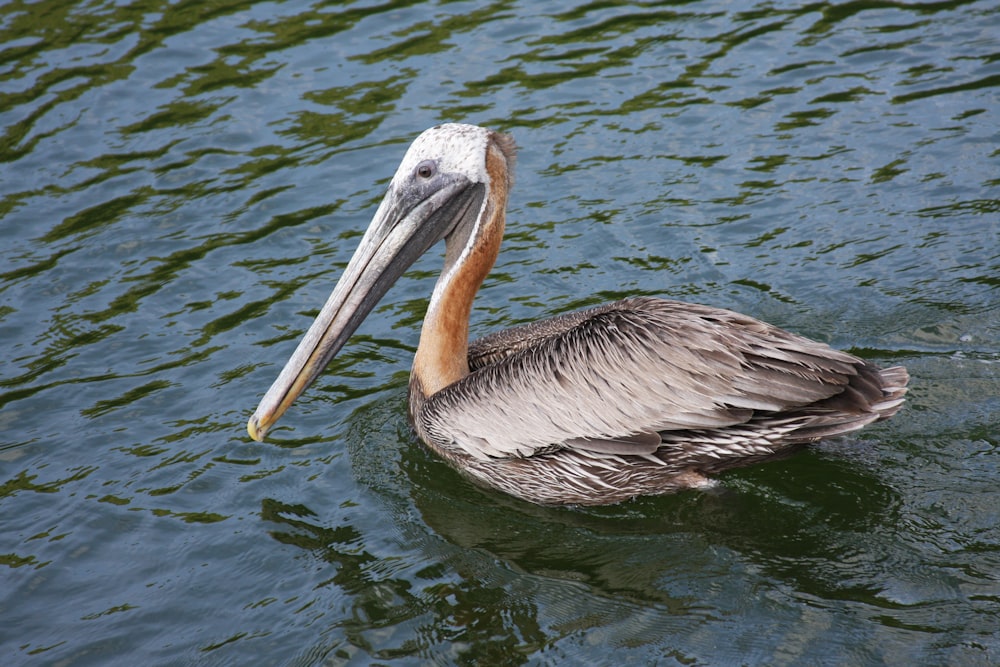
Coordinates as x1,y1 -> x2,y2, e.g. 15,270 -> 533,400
248,124 -> 516,441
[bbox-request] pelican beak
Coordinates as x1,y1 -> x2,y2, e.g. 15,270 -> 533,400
248,174 -> 485,441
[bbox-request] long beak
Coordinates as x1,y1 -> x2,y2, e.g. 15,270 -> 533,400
248,176 -> 485,441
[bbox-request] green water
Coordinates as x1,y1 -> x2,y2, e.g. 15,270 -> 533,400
2,1 -> 998,665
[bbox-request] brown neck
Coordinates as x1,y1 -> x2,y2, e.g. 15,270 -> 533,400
411,268 -> 476,397
411,144 -> 510,399
411,208 -> 503,397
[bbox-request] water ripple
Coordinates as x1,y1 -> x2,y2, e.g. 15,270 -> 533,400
1,0 -> 999,664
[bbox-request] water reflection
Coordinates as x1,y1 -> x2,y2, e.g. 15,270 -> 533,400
265,392 -> 912,662
404,446 -> 902,599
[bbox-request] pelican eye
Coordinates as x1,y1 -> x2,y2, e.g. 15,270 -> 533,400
415,160 -> 436,179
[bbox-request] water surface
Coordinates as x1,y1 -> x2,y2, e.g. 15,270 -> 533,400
2,1 -> 999,665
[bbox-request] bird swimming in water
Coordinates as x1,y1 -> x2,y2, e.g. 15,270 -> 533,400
247,123 -> 908,506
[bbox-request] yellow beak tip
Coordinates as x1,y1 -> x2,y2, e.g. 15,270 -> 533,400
247,416 -> 267,442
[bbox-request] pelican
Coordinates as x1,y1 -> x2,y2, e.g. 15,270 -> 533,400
248,123 -> 908,506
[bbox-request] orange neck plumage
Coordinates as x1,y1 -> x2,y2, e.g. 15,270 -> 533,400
411,141 -> 511,398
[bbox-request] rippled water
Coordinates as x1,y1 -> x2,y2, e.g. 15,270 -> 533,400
2,1 -> 999,665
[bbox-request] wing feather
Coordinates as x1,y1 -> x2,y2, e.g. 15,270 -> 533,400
420,297 -> 877,461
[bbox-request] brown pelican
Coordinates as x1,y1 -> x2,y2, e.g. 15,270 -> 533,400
248,123 -> 908,506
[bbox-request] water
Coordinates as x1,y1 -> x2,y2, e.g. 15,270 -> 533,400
2,0 -> 998,665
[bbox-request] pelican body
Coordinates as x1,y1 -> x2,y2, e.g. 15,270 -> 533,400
248,124 -> 908,506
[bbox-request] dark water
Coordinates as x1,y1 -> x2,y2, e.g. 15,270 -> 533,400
2,1 -> 999,665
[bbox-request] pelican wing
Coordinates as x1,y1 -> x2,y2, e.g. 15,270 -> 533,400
420,297 -> 870,461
